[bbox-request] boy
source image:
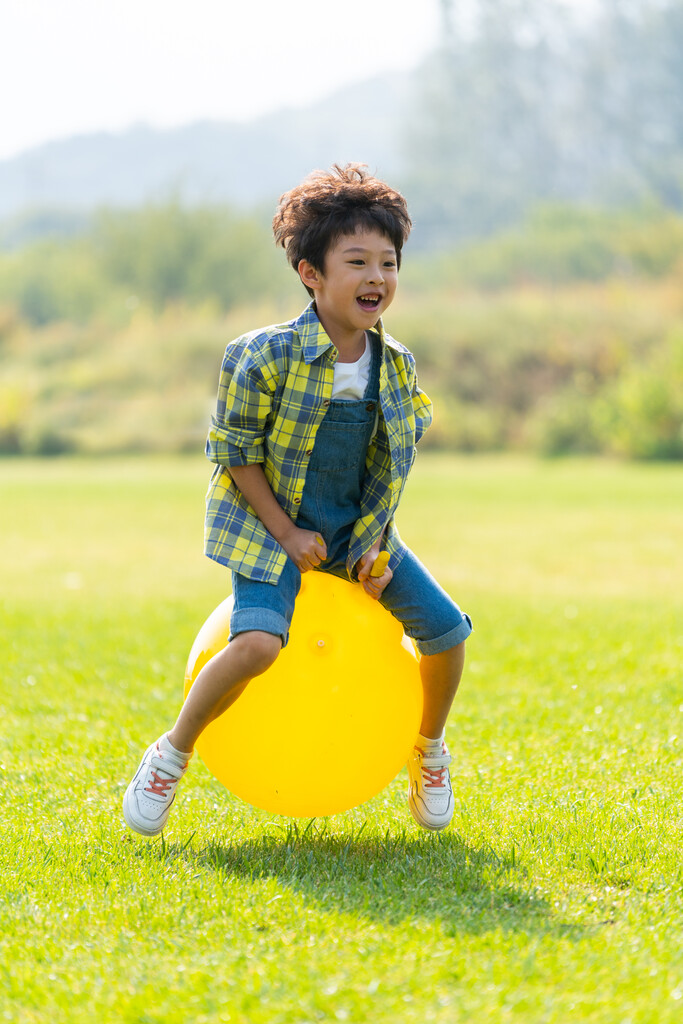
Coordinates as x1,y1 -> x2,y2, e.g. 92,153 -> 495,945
123,164 -> 472,836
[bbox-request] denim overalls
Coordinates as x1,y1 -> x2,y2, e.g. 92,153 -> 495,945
230,337 -> 472,653
296,336 -> 381,569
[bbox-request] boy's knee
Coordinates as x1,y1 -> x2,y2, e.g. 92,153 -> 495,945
232,630 -> 282,675
422,639 -> 466,660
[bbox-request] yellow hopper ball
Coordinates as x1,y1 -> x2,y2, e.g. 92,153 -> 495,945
183,571 -> 423,817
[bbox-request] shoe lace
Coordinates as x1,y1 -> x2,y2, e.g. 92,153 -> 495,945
416,745 -> 450,790
143,748 -> 186,797
422,764 -> 448,789
145,769 -> 176,796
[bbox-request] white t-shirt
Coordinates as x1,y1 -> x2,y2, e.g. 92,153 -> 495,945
331,334 -> 371,400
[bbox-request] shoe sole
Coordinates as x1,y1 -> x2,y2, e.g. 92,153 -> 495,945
408,801 -> 452,831
122,794 -> 168,837
408,784 -> 453,831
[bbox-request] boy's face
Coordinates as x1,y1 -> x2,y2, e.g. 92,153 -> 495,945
300,228 -> 399,340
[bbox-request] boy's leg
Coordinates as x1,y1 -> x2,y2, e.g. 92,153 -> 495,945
418,641 -> 466,741
379,548 -> 471,729
169,630 -> 281,753
378,549 -> 472,831
123,630 -> 281,837
123,562 -> 300,836
173,554 -> 302,749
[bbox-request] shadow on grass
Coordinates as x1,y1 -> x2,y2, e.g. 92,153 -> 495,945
154,821 -> 582,940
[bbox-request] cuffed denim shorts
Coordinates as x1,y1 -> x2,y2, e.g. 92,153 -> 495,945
230,548 -> 472,656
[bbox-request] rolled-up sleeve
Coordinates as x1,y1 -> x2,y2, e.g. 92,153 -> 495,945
206,341 -> 277,466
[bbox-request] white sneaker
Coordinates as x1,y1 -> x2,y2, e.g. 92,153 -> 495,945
407,740 -> 454,831
122,737 -> 190,836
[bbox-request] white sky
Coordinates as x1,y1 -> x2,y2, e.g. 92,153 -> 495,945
0,0 -> 443,161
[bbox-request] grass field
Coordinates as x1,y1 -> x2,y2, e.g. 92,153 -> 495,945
1,454 -> 682,1023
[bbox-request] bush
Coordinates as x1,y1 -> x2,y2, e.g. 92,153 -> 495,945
529,390 -> 604,457
596,330 -> 683,460
0,239 -> 112,326
92,202 -> 296,311
404,204 -> 683,290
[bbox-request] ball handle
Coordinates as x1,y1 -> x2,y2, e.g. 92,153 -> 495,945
370,551 -> 390,578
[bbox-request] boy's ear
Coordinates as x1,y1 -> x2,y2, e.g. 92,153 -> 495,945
298,259 -> 322,291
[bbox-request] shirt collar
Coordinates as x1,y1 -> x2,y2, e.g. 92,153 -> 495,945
292,303 -> 335,363
292,302 -> 402,363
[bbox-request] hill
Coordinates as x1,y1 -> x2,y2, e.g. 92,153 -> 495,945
4,0 -> 683,252
0,73 -> 409,238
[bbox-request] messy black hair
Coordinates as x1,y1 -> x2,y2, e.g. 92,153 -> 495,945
273,163 -> 412,296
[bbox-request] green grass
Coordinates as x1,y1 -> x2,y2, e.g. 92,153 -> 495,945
1,454 -> 682,1023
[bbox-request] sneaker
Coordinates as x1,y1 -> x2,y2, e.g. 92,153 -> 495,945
122,737 -> 190,836
407,740 -> 454,831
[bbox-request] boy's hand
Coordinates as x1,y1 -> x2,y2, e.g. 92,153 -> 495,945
356,547 -> 392,599
282,528 -> 327,572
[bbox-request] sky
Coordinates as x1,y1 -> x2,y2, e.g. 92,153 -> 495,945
0,0 -> 443,161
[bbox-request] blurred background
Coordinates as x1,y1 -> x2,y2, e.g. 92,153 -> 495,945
1,0 -> 682,460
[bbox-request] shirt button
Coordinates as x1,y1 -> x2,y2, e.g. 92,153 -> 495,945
305,449 -> 314,456
366,402 -> 375,412
293,497 -> 301,505
323,399 -> 330,407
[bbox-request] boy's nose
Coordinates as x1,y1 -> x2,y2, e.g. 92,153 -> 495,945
367,265 -> 384,284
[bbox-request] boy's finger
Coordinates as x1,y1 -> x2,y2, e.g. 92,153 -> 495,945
357,558 -> 371,581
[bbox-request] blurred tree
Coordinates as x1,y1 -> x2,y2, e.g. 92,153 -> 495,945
404,0 -> 580,243
0,238 -> 108,325
583,0 -> 683,207
0,201 -> 300,323
403,0 -> 683,245
93,201 -> 294,310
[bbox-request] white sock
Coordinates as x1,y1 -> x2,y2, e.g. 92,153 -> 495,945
159,732 -> 193,762
417,731 -> 445,753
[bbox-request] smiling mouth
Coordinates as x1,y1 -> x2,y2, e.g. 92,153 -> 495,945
357,294 -> 381,311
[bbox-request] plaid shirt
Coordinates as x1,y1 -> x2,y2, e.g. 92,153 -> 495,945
204,303 -> 432,583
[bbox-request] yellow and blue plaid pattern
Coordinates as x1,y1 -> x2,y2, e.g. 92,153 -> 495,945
205,303 -> 433,582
